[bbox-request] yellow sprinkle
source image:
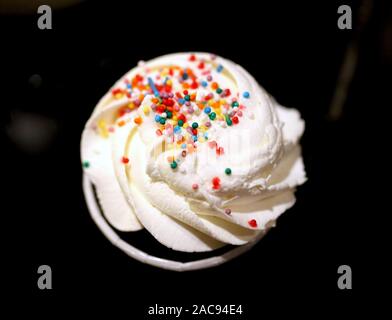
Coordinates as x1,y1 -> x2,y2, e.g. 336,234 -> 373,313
114,93 -> 123,100
198,137 -> 205,143
172,115 -> 178,121
183,123 -> 189,128
128,103 -> 136,110
143,105 -> 150,115
98,119 -> 109,138
220,99 -> 226,105
166,79 -> 172,86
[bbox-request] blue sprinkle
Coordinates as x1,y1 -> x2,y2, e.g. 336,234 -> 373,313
182,73 -> 189,80
181,143 -> 187,149
126,84 -> 132,89
155,115 -> 161,122
174,126 -> 181,133
204,106 -> 211,114
148,77 -> 160,97
178,98 -> 185,105
243,91 -> 250,99
201,81 -> 208,87
193,135 -> 198,142
217,64 -> 224,73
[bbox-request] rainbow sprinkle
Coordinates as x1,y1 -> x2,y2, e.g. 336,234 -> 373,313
100,53 -> 250,184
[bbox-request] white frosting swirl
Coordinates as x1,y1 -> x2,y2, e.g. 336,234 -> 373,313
81,53 -> 306,252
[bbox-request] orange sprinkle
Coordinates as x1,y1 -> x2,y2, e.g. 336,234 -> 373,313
167,156 -> 174,163
212,101 -> 220,109
187,145 -> 195,153
211,82 -> 218,90
190,94 -> 196,101
118,120 -> 126,127
134,117 -> 143,125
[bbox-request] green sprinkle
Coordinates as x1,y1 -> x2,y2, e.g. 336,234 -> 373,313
225,168 -> 232,175
192,122 -> 198,129
170,161 -> 178,169
159,118 -> 166,125
225,115 -> 233,126
184,94 -> 191,101
216,88 -> 223,94
209,112 -> 216,120
232,101 -> 239,108
166,111 -> 173,118
178,119 -> 184,126
82,161 -> 90,168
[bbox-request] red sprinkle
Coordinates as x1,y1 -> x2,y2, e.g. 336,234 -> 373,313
189,54 -> 196,62
208,141 -> 217,149
122,156 -> 129,164
248,219 -> 258,228
118,107 -> 127,117
198,61 -> 205,69
156,129 -> 162,136
192,183 -> 199,190
225,208 -> 232,215
163,98 -> 174,106
232,116 -> 239,124
156,105 -> 166,113
212,177 -> 221,189
177,114 -> 186,122
111,88 -> 122,95
216,146 -> 224,156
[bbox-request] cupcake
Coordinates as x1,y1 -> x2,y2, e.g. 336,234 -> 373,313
81,53 -> 306,270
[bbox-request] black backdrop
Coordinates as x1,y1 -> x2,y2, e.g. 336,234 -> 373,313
1,0 -> 389,317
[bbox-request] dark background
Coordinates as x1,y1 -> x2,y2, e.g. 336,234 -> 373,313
1,0 -> 390,317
